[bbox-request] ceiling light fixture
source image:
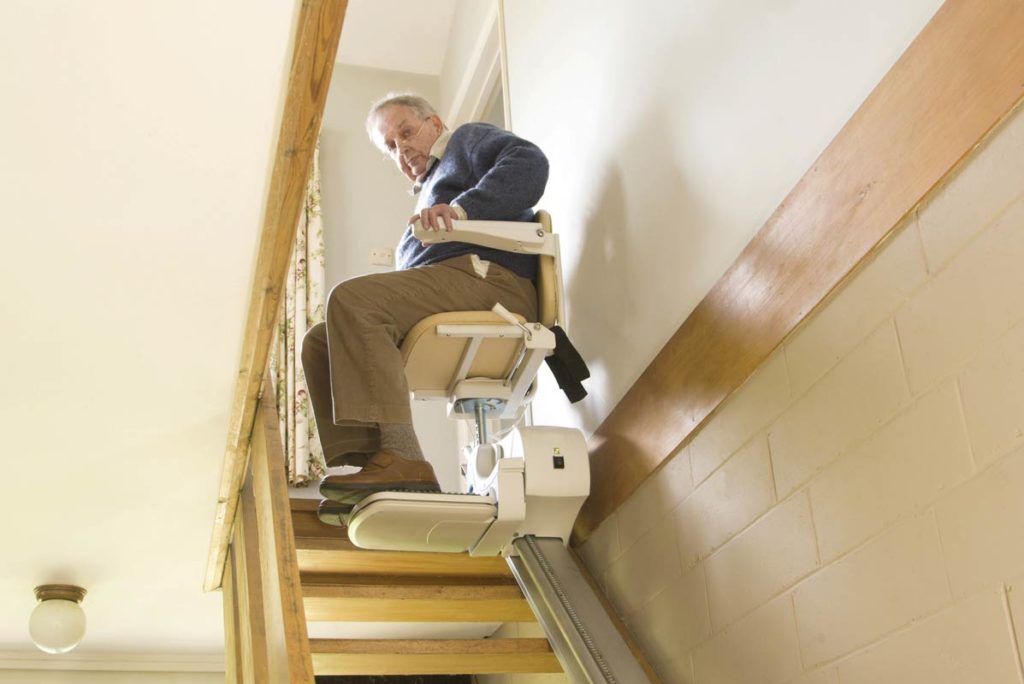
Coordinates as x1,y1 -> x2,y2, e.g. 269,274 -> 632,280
29,584 -> 87,654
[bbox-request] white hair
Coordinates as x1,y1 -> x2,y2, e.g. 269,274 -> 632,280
365,92 -> 440,147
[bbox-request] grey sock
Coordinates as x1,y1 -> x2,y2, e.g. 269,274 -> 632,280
378,423 -> 425,462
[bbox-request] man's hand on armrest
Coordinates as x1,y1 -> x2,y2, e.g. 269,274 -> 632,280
412,218 -> 549,254
408,203 -> 467,233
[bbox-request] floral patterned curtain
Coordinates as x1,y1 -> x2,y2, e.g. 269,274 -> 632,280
269,140 -> 327,486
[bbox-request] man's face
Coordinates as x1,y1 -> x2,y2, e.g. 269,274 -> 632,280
374,105 -> 443,182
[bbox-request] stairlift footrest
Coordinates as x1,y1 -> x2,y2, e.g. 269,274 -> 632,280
347,492 -> 497,553
345,427 -> 589,557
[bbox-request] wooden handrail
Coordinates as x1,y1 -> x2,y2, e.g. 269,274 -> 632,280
575,0 -> 1024,541
204,0 -> 347,592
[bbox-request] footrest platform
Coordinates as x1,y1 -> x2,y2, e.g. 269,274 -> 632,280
347,491 -> 498,553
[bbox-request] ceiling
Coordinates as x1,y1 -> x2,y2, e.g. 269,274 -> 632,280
0,0 -> 455,668
337,0 -> 457,75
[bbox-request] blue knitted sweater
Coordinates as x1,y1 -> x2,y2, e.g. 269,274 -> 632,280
396,123 -> 549,280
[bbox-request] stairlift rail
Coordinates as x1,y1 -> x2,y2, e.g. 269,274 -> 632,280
508,536 -> 652,683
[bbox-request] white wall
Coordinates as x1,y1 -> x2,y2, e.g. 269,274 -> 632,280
0,0 -> 297,657
317,64 -> 461,490
502,0 -> 944,436
439,0 -> 499,122
579,91 -> 1024,684
320,64 -> 439,287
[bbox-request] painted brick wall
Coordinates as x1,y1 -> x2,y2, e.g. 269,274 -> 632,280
579,102 -> 1024,684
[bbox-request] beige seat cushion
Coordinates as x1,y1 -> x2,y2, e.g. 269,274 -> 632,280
402,210 -> 558,397
402,311 -> 527,394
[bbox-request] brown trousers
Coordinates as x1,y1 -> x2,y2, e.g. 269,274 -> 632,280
302,255 -> 538,464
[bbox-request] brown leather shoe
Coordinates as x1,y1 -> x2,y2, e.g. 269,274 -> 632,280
319,450 -> 440,505
324,450 -> 373,469
317,499 -> 352,527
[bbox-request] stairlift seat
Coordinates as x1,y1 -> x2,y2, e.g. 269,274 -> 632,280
399,210 -> 558,405
402,311 -> 527,399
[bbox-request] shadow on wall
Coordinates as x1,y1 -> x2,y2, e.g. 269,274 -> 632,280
563,105 -> 717,433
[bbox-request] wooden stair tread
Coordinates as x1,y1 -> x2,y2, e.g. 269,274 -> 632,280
301,577 -> 533,622
309,638 -> 561,675
295,538 -> 512,578
291,497 -> 339,540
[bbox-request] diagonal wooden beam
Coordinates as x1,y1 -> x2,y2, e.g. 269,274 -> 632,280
576,0 -> 1024,541
310,639 -> 562,675
205,0 -> 348,592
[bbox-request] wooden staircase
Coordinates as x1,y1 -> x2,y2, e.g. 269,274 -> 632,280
292,498 -> 561,676
220,394 -> 562,681
206,3 -> 562,679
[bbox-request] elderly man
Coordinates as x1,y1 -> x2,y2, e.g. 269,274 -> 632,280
302,93 -> 548,523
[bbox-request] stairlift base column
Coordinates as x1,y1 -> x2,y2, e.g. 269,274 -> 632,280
507,536 -> 650,683
469,459 -> 526,556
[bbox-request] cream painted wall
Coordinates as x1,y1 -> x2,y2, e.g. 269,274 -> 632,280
320,64 -> 439,287
502,0 -> 945,435
315,64 -> 462,491
439,0 -> 499,121
579,103 -> 1024,682
0,0 -> 296,658
336,0 -> 456,76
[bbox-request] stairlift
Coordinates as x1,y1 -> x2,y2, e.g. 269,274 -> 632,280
346,210 -> 591,557
344,212 -> 651,682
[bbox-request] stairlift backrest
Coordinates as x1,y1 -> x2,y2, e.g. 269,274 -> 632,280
534,210 -> 558,328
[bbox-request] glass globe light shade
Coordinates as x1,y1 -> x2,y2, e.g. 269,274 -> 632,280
29,586 -> 87,654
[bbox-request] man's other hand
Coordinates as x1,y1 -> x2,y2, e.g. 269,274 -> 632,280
410,203 -> 464,233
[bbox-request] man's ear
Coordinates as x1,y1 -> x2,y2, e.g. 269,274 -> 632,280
430,114 -> 444,133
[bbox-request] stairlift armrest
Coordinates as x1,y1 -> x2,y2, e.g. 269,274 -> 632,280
436,322 -> 555,350
413,220 -> 558,256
